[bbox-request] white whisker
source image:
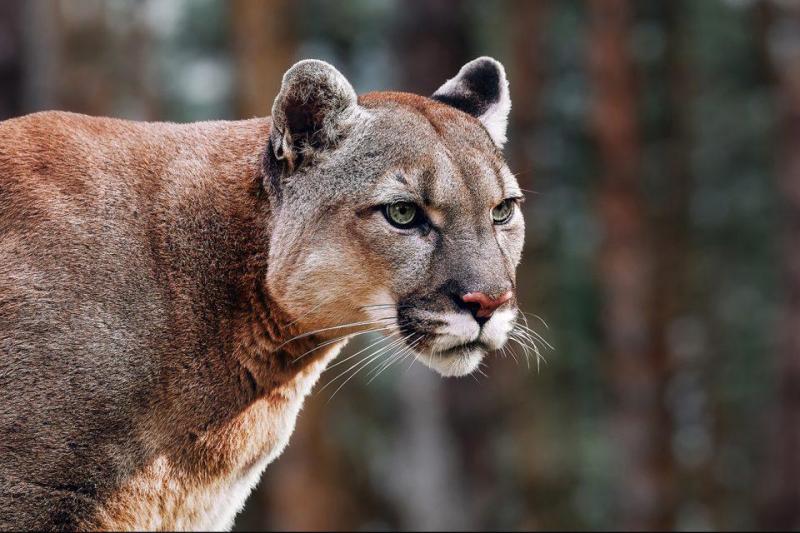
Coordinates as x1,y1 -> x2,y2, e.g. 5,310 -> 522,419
508,332 -> 534,370
520,311 -> 550,330
292,324 -> 397,363
324,331 -> 399,372
366,334 -> 423,383
515,321 -> 554,350
321,334 -> 409,391
277,317 -> 395,349
325,334 -> 413,401
512,328 -> 548,366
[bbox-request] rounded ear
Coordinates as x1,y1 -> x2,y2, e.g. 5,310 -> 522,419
270,60 -> 358,170
432,57 -> 511,148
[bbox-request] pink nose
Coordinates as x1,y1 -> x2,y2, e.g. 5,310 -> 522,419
461,290 -> 513,319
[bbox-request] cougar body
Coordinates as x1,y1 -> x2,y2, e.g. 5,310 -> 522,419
0,58 -> 524,530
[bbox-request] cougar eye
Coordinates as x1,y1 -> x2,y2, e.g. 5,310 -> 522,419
492,199 -> 515,224
383,201 -> 420,229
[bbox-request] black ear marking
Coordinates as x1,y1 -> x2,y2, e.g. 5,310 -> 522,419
432,58 -> 501,117
432,56 -> 511,148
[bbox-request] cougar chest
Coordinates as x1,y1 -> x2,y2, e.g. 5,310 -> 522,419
95,345 -> 342,531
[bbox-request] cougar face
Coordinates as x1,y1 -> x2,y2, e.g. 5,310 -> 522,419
266,58 -> 523,377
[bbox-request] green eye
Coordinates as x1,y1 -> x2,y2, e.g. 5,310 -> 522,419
492,199 -> 515,224
384,201 -> 419,228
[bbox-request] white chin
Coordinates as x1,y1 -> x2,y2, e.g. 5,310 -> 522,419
416,348 -> 484,377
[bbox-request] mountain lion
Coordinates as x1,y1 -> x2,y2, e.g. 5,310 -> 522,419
0,57 -> 524,530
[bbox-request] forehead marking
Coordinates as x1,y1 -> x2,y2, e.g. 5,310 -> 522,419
393,172 -> 409,186
418,148 -> 509,235
466,154 -> 500,233
490,156 -> 507,198
419,168 -> 436,207
370,95 -> 511,226
422,151 -> 461,207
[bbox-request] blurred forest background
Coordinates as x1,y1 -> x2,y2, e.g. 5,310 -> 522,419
1,0 -> 798,530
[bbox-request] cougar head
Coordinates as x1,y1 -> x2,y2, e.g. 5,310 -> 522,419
265,57 -> 523,377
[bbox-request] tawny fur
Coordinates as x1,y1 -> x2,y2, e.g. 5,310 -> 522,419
0,58 -> 522,530
0,112 -> 329,530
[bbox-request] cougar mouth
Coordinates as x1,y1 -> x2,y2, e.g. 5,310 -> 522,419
361,294 -> 516,377
433,338 -> 488,358
413,340 -> 486,377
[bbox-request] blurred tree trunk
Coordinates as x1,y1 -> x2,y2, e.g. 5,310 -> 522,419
647,0 -> 689,525
504,1 -> 549,528
384,2 -> 474,529
587,1 -> 673,529
20,1 -> 156,118
508,0 -> 547,185
20,0 -> 61,113
392,0 -> 470,95
390,366 -> 473,530
230,0 -> 296,119
52,3 -> 115,115
0,0 -> 23,119
762,1 -> 800,529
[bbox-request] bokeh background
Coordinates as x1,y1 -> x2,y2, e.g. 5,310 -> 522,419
1,0 -> 799,530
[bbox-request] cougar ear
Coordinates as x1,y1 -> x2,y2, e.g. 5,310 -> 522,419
270,59 -> 358,171
432,56 -> 511,148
